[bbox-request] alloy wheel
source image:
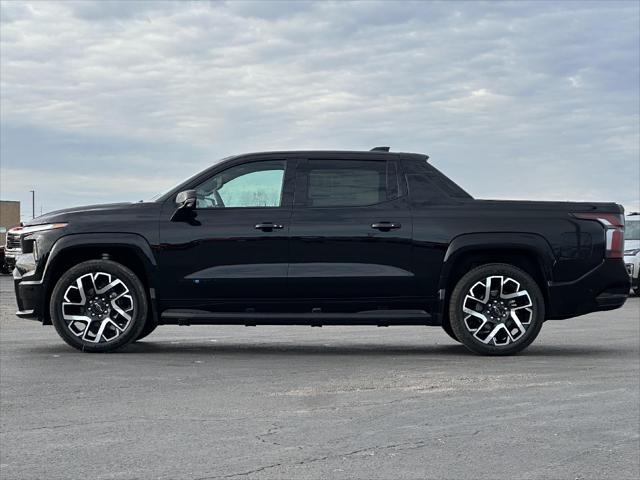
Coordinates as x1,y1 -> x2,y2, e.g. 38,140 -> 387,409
61,272 -> 135,344
462,275 -> 533,346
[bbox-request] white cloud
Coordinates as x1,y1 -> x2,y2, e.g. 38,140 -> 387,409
0,0 -> 638,214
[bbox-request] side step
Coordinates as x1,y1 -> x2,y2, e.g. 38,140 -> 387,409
160,309 -> 436,326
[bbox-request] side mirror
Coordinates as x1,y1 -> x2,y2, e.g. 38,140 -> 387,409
175,189 -> 196,208
170,190 -> 198,222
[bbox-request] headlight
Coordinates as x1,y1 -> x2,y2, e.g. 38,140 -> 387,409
15,223 -> 67,235
624,249 -> 640,256
16,252 -> 37,274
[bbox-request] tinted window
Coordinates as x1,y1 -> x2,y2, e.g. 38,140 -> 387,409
406,160 -> 472,200
306,160 -> 387,207
195,160 -> 285,208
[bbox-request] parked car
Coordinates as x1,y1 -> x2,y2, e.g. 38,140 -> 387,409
624,213 -> 640,296
12,148 -> 630,355
3,226 -> 22,273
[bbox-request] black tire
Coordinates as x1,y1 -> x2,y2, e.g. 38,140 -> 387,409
449,263 -> 545,356
50,260 -> 148,353
441,320 -> 460,342
134,321 -> 158,342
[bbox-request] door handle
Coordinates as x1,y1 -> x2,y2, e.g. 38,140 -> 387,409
371,222 -> 401,231
255,222 -> 284,232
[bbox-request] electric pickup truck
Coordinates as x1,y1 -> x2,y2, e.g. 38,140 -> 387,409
12,148 -> 630,355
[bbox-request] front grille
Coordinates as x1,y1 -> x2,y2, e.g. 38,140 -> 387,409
6,234 -> 21,250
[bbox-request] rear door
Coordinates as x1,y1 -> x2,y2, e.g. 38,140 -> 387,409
287,156 -> 415,312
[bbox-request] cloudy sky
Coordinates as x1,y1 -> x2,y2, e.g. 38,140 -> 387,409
1,0 -> 638,220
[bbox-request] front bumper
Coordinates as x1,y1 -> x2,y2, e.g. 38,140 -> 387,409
13,254 -> 46,322
547,258 -> 630,319
4,248 -> 20,269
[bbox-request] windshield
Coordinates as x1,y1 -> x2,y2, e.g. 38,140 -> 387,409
147,156 -> 236,202
147,174 -> 200,202
148,188 -> 179,202
626,220 -> 640,241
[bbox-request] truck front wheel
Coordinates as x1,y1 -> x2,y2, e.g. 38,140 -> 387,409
134,320 -> 158,342
50,260 -> 148,352
441,320 -> 460,342
449,263 -> 544,356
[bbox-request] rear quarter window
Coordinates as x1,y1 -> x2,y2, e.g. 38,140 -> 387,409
405,160 -> 472,204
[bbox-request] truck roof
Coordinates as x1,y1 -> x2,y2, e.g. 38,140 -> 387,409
227,148 -> 429,162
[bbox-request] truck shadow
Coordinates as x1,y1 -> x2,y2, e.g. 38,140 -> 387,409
29,341 -> 636,358
129,342 -> 636,358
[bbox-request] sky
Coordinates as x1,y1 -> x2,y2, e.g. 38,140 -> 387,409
1,0 -> 639,220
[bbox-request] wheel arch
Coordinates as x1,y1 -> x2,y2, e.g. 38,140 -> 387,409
41,234 -> 158,325
438,233 -> 555,324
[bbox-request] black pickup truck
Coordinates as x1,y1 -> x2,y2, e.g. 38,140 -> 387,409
12,148 -> 630,355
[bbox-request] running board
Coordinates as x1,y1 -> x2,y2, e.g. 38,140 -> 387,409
160,309 -> 435,326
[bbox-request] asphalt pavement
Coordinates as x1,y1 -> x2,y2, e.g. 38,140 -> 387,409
1,275 -> 638,480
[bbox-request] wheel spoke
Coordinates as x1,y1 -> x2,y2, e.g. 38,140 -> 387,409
96,279 -> 124,296
508,311 -> 527,338
82,322 -> 98,342
509,295 -> 533,310
481,323 -> 506,344
108,319 -> 126,332
112,302 -> 132,322
61,311 -> 92,322
92,319 -> 109,343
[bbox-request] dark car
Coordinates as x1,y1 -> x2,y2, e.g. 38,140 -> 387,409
0,246 -> 6,274
12,148 -> 630,355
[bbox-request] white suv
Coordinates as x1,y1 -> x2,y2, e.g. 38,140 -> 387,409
624,213 -> 640,295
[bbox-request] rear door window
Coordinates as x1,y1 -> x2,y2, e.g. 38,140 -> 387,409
303,160 -> 390,207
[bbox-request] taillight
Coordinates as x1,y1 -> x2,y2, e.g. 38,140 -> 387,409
573,212 -> 625,258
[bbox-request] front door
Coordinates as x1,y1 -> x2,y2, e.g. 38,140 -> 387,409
157,159 -> 295,312
287,157 -> 415,312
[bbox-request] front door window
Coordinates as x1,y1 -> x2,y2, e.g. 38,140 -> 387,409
195,160 -> 285,209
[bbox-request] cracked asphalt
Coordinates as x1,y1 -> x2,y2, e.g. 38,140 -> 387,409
1,275 -> 639,479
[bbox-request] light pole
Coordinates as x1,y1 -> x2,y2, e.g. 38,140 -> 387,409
30,190 -> 35,219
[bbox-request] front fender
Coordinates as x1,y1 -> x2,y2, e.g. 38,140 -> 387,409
41,233 -> 157,284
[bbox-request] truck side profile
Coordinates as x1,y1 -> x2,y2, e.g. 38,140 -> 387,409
12,148 -> 630,355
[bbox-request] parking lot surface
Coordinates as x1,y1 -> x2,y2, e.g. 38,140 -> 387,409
0,275 -> 638,479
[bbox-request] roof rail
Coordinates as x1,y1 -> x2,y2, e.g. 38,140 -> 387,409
370,146 -> 390,152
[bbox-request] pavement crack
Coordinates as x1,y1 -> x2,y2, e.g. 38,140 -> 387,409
194,462 -> 284,479
17,418 -> 141,432
197,440 -> 430,479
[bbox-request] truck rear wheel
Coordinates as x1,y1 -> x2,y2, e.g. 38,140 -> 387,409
50,260 -> 147,353
449,263 -> 544,356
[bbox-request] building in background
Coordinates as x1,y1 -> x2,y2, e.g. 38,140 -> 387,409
1,200 -> 21,245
